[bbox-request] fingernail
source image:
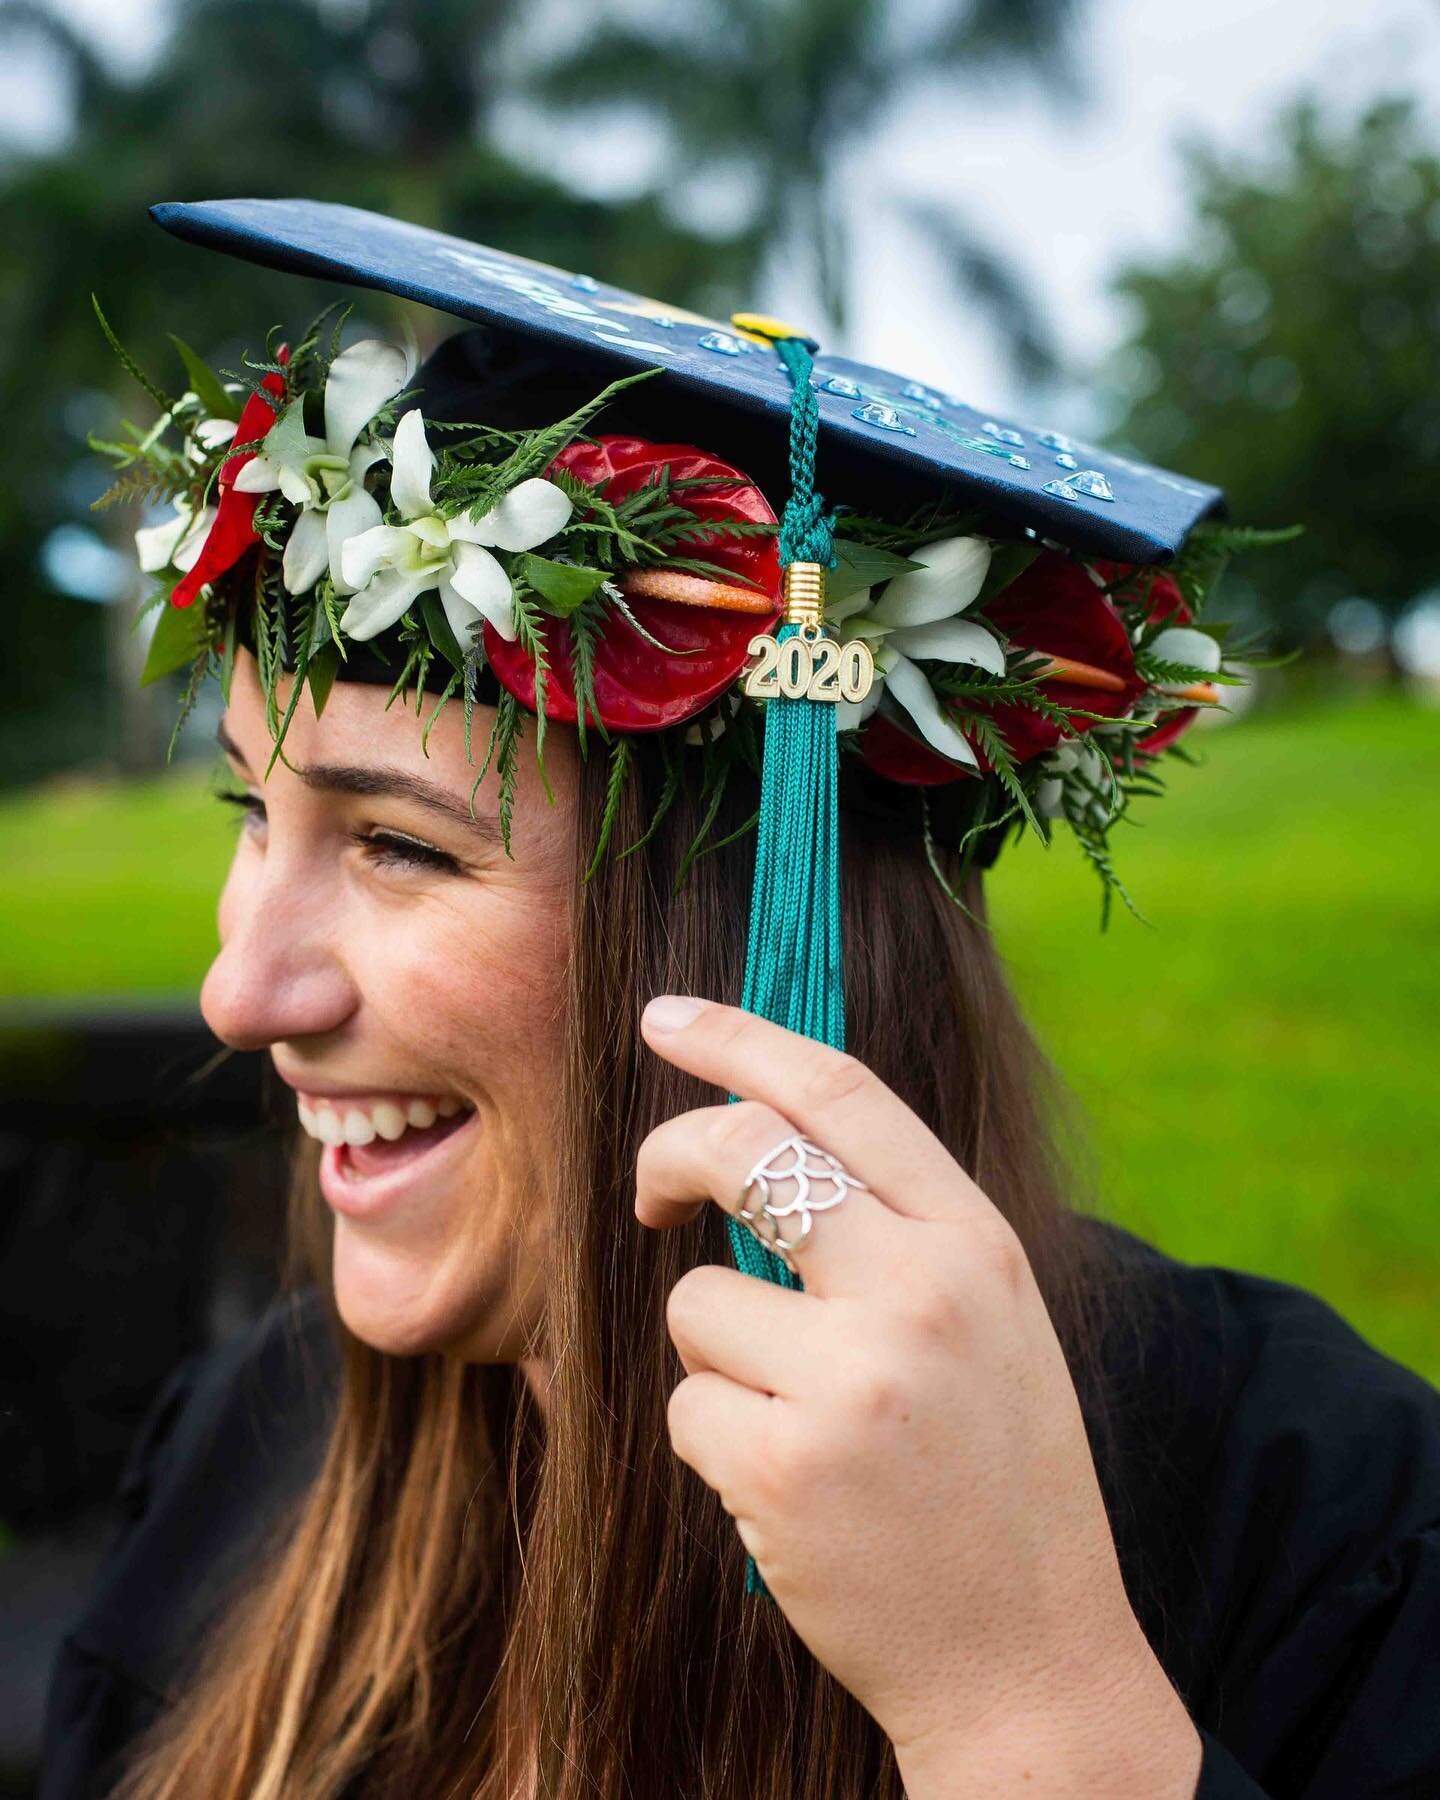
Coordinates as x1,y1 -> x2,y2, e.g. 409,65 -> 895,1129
643,994 -> 706,1033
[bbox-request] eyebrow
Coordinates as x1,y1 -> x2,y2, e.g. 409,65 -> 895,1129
217,721 -> 504,844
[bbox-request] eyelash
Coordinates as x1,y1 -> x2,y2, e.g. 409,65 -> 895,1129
214,791 -> 462,875
357,829 -> 461,874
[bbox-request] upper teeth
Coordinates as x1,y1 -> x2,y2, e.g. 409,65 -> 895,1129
297,1094 -> 467,1146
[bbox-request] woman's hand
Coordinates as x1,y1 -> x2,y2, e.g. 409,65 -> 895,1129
637,995 -> 1201,1798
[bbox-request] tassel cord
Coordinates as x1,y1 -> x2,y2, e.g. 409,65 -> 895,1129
725,335 -> 843,1288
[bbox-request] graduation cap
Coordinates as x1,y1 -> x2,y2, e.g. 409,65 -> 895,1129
152,197 -> 1220,565
113,198 -> 1236,1336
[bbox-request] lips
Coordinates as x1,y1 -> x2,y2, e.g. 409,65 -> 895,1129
291,1089 -> 479,1218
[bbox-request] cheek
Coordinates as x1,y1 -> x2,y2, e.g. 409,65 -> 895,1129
385,887 -> 570,1107
336,890 -> 570,1358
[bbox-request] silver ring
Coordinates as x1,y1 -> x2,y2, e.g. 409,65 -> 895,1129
737,1134 -> 868,1270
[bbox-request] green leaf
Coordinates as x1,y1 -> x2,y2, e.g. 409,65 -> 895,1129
975,541 -> 1040,608
169,335 -> 242,422
419,592 -> 467,674
568,590 -> 609,755
308,642 -> 339,718
1186,521 -> 1304,553
959,715 -> 1044,841
828,538 -> 924,605
521,553 -> 610,616
218,608 -> 238,703
93,296 -> 173,416
583,735 -> 634,881
263,397 -> 318,469
839,616 -> 892,643
141,600 -> 209,686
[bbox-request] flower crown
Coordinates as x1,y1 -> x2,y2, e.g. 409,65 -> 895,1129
95,302 -> 1279,918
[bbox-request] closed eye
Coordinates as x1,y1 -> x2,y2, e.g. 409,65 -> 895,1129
351,829 -> 463,875
215,784 -> 461,874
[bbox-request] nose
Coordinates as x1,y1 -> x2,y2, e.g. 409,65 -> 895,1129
201,856 -> 359,1054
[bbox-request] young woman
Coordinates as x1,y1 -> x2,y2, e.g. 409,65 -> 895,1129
43,201 -> 1440,1799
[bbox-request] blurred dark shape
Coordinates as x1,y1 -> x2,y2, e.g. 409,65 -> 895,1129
0,1001 -> 282,1794
1104,99 -> 1440,648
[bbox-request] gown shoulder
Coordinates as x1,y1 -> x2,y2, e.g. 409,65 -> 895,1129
39,1290 -> 337,1800
1097,1229 -> 1440,1797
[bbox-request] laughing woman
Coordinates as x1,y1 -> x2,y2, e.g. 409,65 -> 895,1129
44,202 -> 1440,1800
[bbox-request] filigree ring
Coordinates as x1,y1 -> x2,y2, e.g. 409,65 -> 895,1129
736,1134 -> 869,1270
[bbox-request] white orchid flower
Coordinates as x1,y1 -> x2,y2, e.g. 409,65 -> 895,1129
830,536 -> 1004,770
134,497 -> 217,574
233,338 -> 415,596
191,416 -> 238,458
338,409 -> 573,647
1148,625 -> 1222,692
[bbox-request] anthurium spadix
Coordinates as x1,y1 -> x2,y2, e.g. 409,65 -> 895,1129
233,337 -> 414,595
829,535 -> 1004,769
338,409 -> 573,647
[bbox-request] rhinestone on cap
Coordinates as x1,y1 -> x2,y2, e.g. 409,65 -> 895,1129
1043,469 -> 1117,503
852,400 -> 916,435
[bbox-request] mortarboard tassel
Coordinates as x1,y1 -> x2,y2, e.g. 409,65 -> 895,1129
726,325 -> 874,1591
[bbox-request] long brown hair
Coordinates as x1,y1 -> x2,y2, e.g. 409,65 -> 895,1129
115,741 -> 1104,1799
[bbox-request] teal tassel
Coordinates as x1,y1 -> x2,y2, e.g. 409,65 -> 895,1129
726,622 -> 845,1292
726,335 -> 844,1591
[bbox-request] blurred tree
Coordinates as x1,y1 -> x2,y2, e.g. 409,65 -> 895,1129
518,0 -> 1087,378
0,0 -> 763,782
1104,99 -> 1440,645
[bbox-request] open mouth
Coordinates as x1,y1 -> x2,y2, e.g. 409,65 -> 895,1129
298,1092 -> 476,1186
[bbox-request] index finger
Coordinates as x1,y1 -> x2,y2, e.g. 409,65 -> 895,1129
639,995 -> 986,1225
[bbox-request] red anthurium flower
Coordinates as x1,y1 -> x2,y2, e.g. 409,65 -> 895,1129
856,549 -> 1146,785
484,436 -> 782,732
170,355 -> 288,609
979,553 -> 1145,762
1095,560 -> 1189,628
1134,705 -> 1199,757
856,713 -> 974,787
1094,560 -> 1204,757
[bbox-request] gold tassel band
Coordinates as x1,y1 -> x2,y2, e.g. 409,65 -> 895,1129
782,561 -> 826,633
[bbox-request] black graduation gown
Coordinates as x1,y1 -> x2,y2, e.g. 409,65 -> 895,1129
39,1232 -> 1440,1798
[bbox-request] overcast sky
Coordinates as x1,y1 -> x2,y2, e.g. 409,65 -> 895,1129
7,0 -> 1440,429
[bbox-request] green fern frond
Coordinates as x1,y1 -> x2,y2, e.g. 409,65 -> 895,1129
583,735 -> 635,881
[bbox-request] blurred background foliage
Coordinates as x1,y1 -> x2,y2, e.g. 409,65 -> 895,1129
1106,97 -> 1440,648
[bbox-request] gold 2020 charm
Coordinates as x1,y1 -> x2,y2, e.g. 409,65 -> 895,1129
743,628 -> 875,704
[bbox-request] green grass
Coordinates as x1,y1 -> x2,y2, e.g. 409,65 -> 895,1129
0,766 -> 237,997
987,691 -> 1439,1380
2,692 -> 1436,1379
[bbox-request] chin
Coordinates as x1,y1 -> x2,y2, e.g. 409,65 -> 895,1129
330,1217 -> 522,1361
